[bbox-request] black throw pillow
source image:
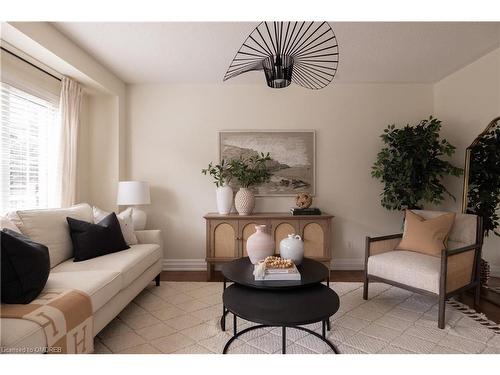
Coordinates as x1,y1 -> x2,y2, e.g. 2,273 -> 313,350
67,212 -> 129,262
1,228 -> 50,304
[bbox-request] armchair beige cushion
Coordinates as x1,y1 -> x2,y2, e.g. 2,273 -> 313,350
397,210 -> 455,256
367,250 -> 441,293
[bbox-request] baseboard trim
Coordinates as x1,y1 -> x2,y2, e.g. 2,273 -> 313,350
163,259 -> 207,271
163,258 -> 366,272
331,258 -> 365,271
490,264 -> 500,278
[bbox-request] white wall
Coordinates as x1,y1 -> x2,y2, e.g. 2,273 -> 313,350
434,47 -> 500,275
126,83 -> 434,268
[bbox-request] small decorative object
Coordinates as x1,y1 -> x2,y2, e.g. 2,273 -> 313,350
202,160 -> 233,214
228,153 -> 271,215
220,131 -> 315,196
117,181 -> 151,230
372,116 -> 462,210
290,207 -> 321,216
253,256 -> 301,281
279,234 -> 305,265
223,22 -> 339,90
295,193 -> 313,208
246,225 -> 274,264
263,256 -> 294,269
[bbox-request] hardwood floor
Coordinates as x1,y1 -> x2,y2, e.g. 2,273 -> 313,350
160,271 -> 500,324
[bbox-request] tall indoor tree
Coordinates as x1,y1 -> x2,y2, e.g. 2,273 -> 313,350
372,116 -> 463,210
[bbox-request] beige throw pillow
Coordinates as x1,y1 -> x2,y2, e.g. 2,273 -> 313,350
397,210 -> 455,257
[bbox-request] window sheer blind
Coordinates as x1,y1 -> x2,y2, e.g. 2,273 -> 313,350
1,77 -> 61,213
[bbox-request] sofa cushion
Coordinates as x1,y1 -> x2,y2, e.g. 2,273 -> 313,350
367,250 -> 441,293
1,229 -> 50,304
52,244 -> 161,289
44,270 -> 121,312
7,204 -> 93,268
67,213 -> 129,262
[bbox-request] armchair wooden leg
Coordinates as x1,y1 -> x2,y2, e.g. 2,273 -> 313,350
438,294 -> 446,329
155,274 -> 160,286
363,275 -> 369,300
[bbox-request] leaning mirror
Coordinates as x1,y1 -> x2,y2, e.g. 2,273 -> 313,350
462,116 -> 500,300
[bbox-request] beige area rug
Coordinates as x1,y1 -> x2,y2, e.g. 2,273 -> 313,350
94,282 -> 500,354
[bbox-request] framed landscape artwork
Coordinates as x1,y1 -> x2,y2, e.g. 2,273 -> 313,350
219,130 -> 316,196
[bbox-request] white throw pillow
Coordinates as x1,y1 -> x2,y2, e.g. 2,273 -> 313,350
1,216 -> 22,233
6,203 -> 94,268
93,206 -> 138,245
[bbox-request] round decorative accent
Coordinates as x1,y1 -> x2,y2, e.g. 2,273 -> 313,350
234,188 -> 255,215
295,193 -> 313,208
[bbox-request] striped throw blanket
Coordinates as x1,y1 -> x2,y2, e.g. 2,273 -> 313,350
1,289 -> 93,354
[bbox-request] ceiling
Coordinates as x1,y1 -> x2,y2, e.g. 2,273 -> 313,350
52,22 -> 500,85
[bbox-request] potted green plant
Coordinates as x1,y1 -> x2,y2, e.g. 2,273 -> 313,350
228,153 -> 271,215
466,120 -> 500,285
371,116 -> 463,211
202,160 -> 233,214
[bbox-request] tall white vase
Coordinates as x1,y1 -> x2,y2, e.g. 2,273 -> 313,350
246,225 -> 274,264
234,188 -> 255,215
216,185 -> 233,214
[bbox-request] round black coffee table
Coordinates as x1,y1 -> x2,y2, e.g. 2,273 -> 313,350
222,257 -> 329,289
220,257 -> 340,354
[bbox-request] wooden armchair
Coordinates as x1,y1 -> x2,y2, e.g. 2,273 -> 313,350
363,210 -> 483,329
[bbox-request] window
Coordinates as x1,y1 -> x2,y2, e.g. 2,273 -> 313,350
1,49 -> 61,213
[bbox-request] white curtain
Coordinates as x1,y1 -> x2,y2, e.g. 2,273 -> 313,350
58,77 -> 82,207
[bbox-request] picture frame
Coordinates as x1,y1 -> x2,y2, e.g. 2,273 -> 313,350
218,130 -> 316,196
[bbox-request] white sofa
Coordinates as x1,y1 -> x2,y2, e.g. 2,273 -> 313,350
0,204 -> 163,352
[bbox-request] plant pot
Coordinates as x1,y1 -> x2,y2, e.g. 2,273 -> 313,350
280,234 -> 304,265
216,185 -> 233,215
246,225 -> 274,264
234,187 -> 255,215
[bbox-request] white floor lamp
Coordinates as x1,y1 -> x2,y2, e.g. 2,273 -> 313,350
117,181 -> 151,230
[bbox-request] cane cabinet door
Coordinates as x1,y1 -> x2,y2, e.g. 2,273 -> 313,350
239,219 -> 269,257
270,219 -> 300,255
299,219 -> 330,259
210,220 -> 239,259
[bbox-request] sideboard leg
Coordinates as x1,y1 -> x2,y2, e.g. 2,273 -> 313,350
322,320 -> 326,338
206,263 -> 212,281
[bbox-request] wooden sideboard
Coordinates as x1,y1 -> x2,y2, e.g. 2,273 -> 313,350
204,212 -> 334,280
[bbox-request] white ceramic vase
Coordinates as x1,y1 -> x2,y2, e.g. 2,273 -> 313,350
234,187 -> 255,215
246,225 -> 275,264
216,185 -> 233,214
279,234 -> 305,265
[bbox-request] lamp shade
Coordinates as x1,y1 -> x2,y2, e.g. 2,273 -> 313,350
117,181 -> 151,205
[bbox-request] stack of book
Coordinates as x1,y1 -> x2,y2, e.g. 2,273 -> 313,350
254,264 -> 301,281
290,207 -> 322,216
